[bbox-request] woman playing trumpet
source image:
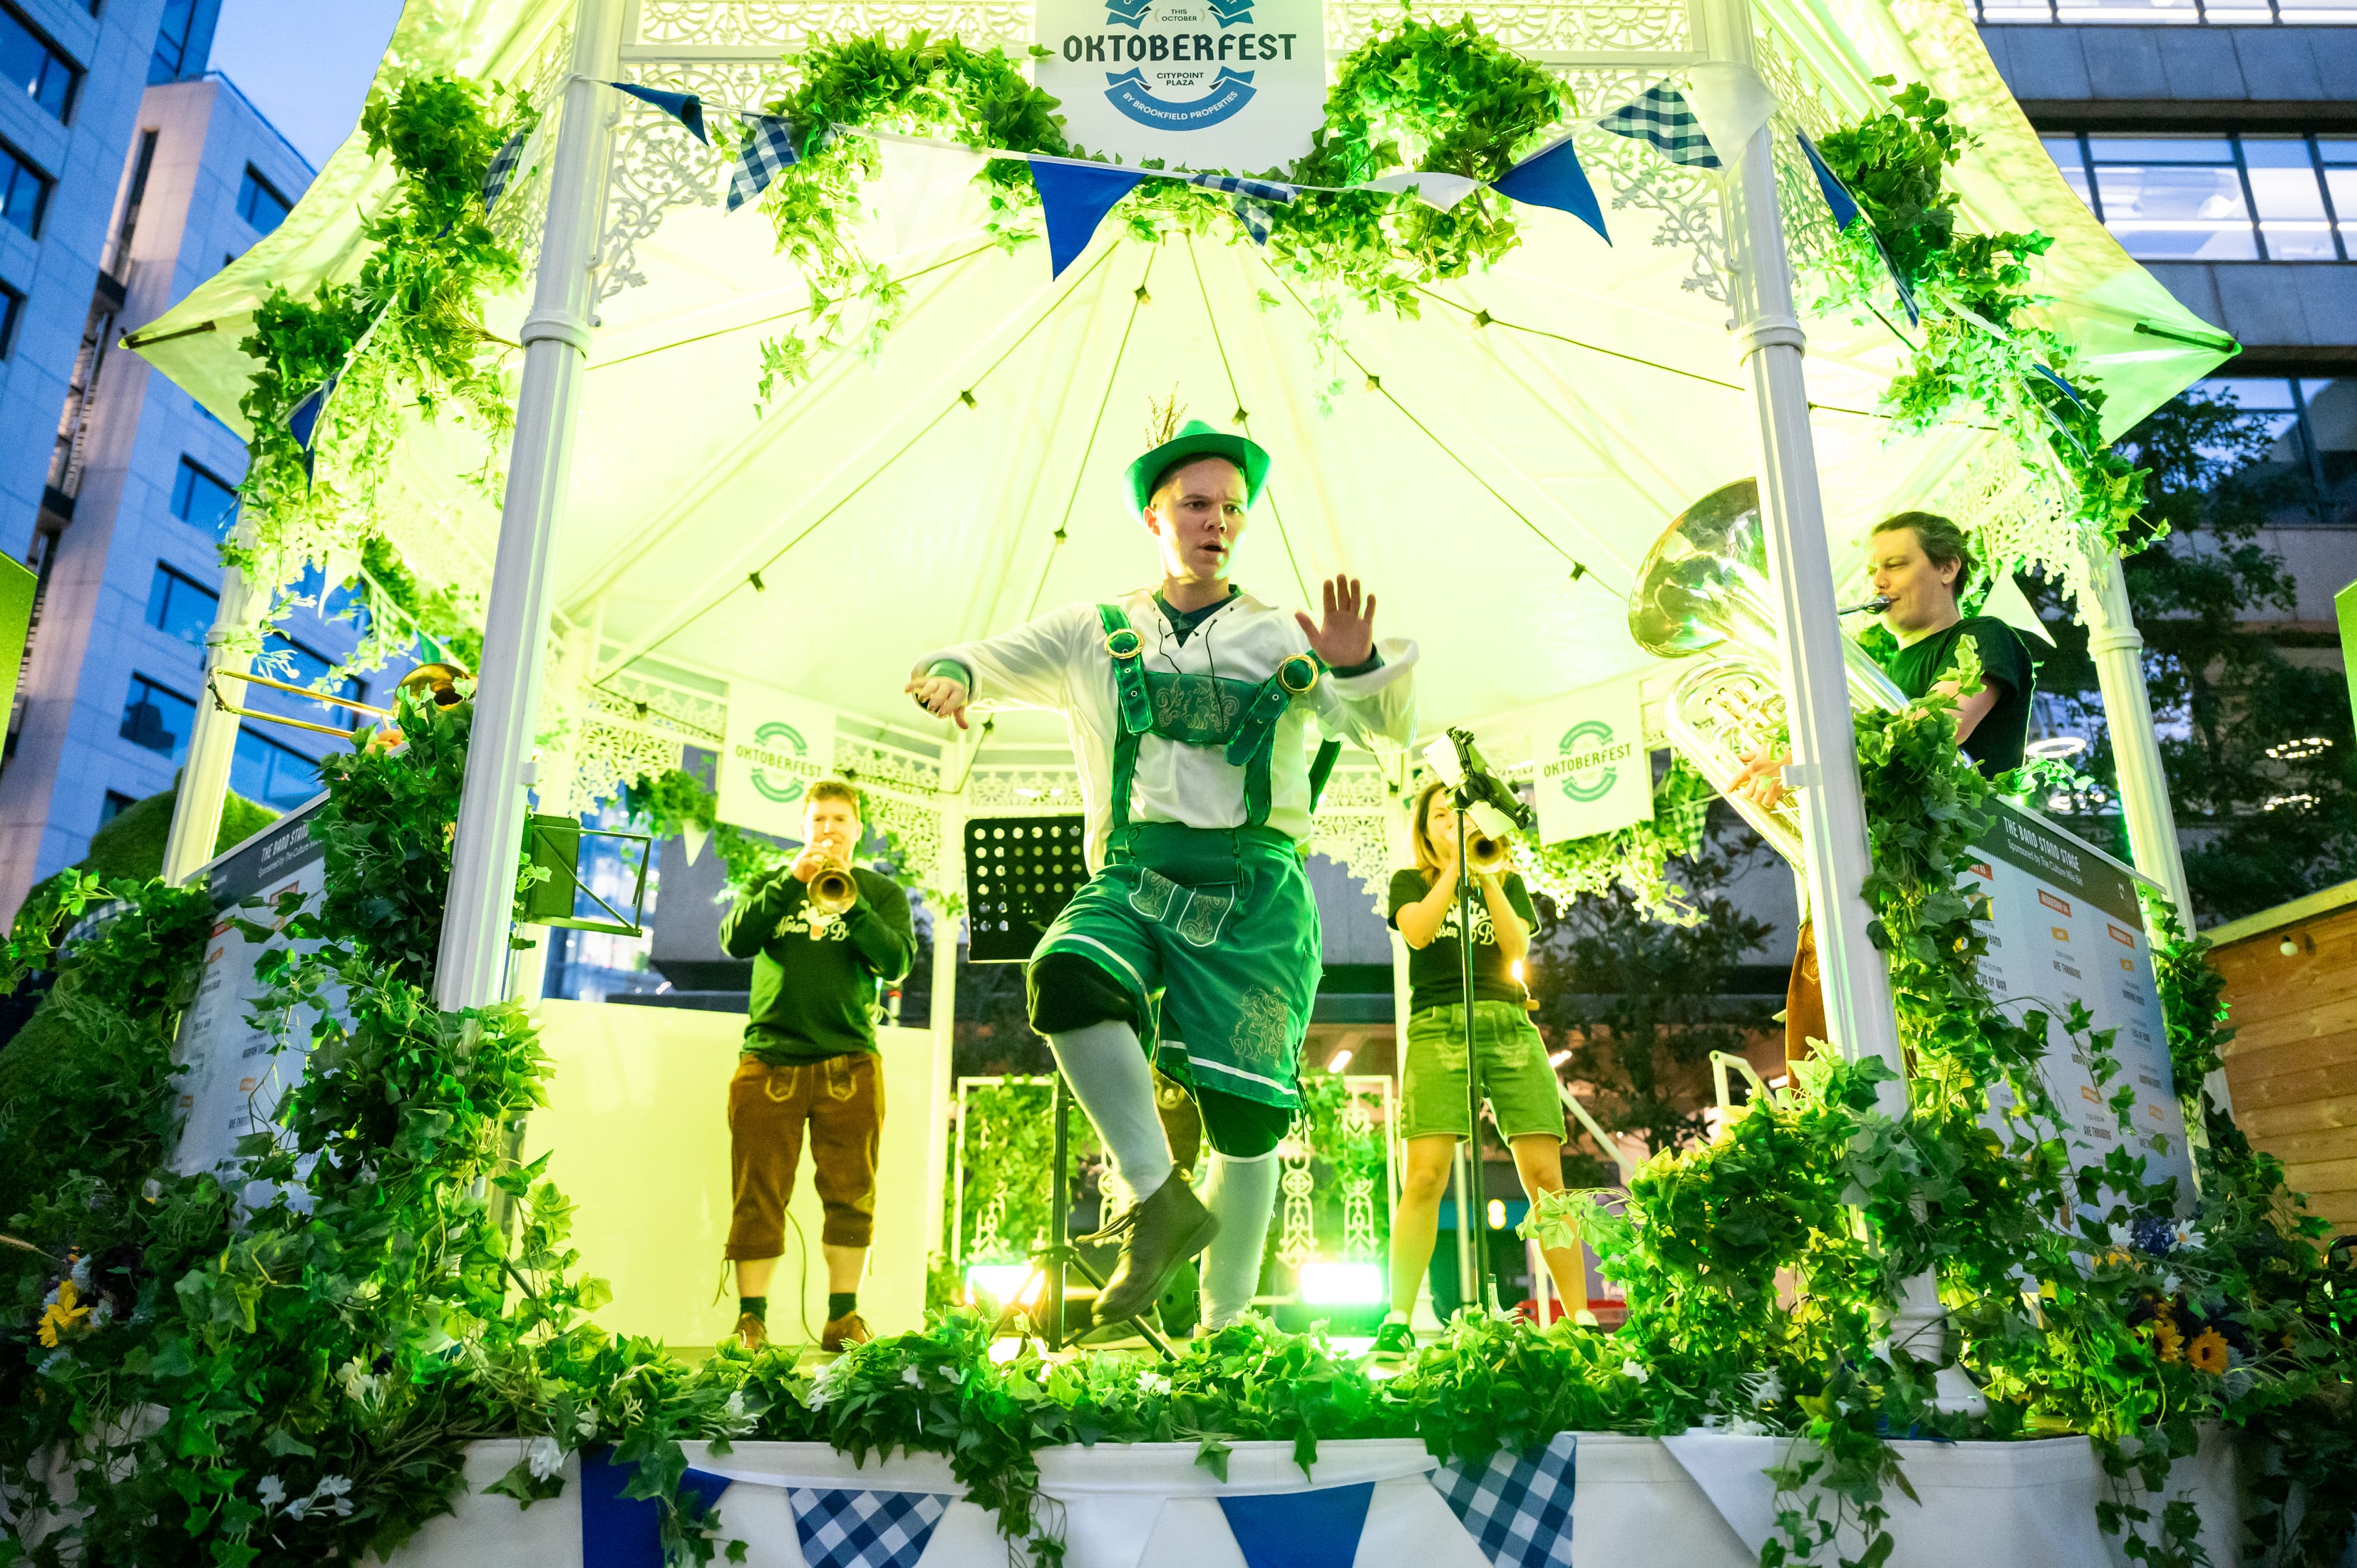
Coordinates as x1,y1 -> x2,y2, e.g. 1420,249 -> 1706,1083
1368,780 -> 1589,1361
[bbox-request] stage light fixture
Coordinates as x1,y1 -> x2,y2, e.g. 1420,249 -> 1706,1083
1548,1049 -> 1571,1068
1326,1048 -> 1353,1073
1486,1199 -> 1508,1229
1297,1261 -> 1384,1305
965,1264 -> 1041,1306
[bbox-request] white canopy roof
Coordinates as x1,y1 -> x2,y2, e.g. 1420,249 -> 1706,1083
133,0 -> 2229,761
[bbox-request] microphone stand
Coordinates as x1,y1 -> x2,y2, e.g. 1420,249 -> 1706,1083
1438,728 -> 1537,1319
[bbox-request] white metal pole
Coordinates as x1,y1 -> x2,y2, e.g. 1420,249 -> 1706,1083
2083,555 -> 2232,1113
437,0 -> 623,1010
1703,12 -> 1904,1105
919,794 -> 964,1264
1702,0 -> 1979,1412
163,562 -> 259,884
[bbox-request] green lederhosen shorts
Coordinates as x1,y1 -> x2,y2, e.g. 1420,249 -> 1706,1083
1033,821 -> 1319,1113
1400,999 -> 1567,1143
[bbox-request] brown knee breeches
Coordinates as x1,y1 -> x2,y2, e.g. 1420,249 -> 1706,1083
726,1053 -> 883,1257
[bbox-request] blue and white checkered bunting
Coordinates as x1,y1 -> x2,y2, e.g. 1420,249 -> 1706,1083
1430,1433 -> 1577,1568
728,113 -> 798,212
1188,172 -> 1296,205
1599,86 -> 1721,169
1232,196 -> 1274,245
481,128 -> 526,215
786,1486 -> 949,1568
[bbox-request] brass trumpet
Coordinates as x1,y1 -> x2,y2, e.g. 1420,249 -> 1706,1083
808,857 -> 860,916
1465,830 -> 1512,877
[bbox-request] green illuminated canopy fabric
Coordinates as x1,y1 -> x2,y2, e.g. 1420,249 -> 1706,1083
131,0 -> 2229,753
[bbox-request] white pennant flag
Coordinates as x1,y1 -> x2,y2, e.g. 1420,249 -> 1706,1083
1679,61 -> 1778,167
877,135 -> 991,257
1363,170 -> 1482,211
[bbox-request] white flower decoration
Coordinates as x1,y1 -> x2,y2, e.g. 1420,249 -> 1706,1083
527,1435 -> 564,1481
256,1475 -> 287,1511
902,1366 -> 923,1387
2174,1224 -> 2204,1252
1620,1358 -> 1650,1384
1138,1371 -> 1172,1396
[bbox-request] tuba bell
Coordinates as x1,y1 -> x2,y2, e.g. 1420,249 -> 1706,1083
1626,479 -> 1907,867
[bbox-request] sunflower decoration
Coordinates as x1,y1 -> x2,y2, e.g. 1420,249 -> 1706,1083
36,1252 -> 94,1349
2187,1326 -> 2230,1376
2147,1302 -> 2185,1365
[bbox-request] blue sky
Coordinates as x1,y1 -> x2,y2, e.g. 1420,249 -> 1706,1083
210,0 -> 404,170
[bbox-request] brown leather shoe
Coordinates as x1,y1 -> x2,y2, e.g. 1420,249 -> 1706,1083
734,1311 -> 768,1351
1091,1175 -> 1217,1324
820,1311 -> 872,1353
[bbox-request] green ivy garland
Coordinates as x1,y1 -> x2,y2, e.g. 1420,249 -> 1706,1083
229,75 -> 534,683
752,22 -> 1565,408
1813,81 -> 2151,574
1521,753 -> 1716,924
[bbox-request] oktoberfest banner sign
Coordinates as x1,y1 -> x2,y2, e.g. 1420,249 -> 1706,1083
1525,677 -> 1651,846
1033,0 -> 1325,170
718,681 -> 837,840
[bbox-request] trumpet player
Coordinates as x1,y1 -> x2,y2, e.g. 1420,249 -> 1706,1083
718,778 -> 916,1353
1370,779 -> 1589,1363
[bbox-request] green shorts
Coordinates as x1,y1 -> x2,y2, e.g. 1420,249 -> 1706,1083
1400,1000 -> 1567,1143
1032,822 -> 1319,1110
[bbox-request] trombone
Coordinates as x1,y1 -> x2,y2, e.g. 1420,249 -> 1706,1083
204,661 -> 472,742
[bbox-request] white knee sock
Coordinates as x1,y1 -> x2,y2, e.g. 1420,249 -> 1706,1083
1197,1149 -> 1279,1329
1045,1021 -> 1174,1203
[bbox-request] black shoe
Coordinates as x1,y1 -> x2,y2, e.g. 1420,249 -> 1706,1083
1091,1175 -> 1218,1324
1365,1319 -> 1415,1363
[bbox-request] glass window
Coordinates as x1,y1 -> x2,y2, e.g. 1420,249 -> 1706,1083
150,0 -> 197,81
2085,137 -> 2257,260
146,562 -> 220,646
100,790 -> 135,826
120,675 -> 196,760
235,166 -> 289,235
169,458 -> 239,535
0,5 -> 78,122
2043,137 -> 2095,210
2324,142 -> 2357,256
0,138 -> 50,238
0,278 -> 19,359
230,728 -> 324,810
2242,138 -> 2336,259
2303,378 -> 2357,511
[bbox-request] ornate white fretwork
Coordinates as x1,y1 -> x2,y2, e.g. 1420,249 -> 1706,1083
1920,439 -> 2089,604
634,0 -> 1032,50
599,61 -> 795,301
1277,1118 -> 1319,1270
1308,762 -> 1402,902
1327,0 -> 1691,56
1338,1083 -> 1380,1259
487,16 -> 577,285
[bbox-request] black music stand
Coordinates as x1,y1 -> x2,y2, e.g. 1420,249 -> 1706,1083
963,817 -> 1176,1356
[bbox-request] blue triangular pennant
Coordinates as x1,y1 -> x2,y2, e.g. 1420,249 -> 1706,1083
1029,160 -> 1147,277
578,1450 -> 733,1568
1217,1482 -> 1374,1568
481,128 -> 526,214
287,376 -> 336,481
728,113 -> 798,212
1795,131 -> 1858,231
786,1486 -> 950,1568
1430,1433 -> 1577,1568
1492,132 -> 1609,244
2031,360 -> 2093,413
609,81 -> 708,145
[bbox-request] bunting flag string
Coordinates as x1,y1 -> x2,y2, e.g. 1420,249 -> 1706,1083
1795,131 -> 1859,231
579,1451 -> 735,1568
1597,84 -> 1721,170
286,376 -> 337,481
1216,1481 -> 1376,1568
595,79 -> 1677,274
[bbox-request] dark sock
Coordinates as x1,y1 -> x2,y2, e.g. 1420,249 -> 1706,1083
827,1291 -> 857,1320
739,1296 -> 766,1323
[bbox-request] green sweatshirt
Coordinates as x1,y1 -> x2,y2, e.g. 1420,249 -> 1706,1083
718,865 -> 917,1064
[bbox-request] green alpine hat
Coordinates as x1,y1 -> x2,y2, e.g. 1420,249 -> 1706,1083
1126,420 -> 1272,516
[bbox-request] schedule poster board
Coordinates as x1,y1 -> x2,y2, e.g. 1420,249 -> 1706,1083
169,797 -> 331,1197
1968,800 -> 2194,1204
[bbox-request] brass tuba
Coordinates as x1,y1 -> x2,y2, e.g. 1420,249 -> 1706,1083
1626,480 -> 1907,867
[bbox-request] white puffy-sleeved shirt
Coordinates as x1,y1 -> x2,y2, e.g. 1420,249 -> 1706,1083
916,587 -> 1418,868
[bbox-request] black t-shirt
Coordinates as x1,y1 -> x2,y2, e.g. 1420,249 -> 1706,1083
1386,869 -> 1537,1016
1879,616 -> 2035,777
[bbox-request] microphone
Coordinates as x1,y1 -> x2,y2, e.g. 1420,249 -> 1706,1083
1839,595 -> 1892,617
